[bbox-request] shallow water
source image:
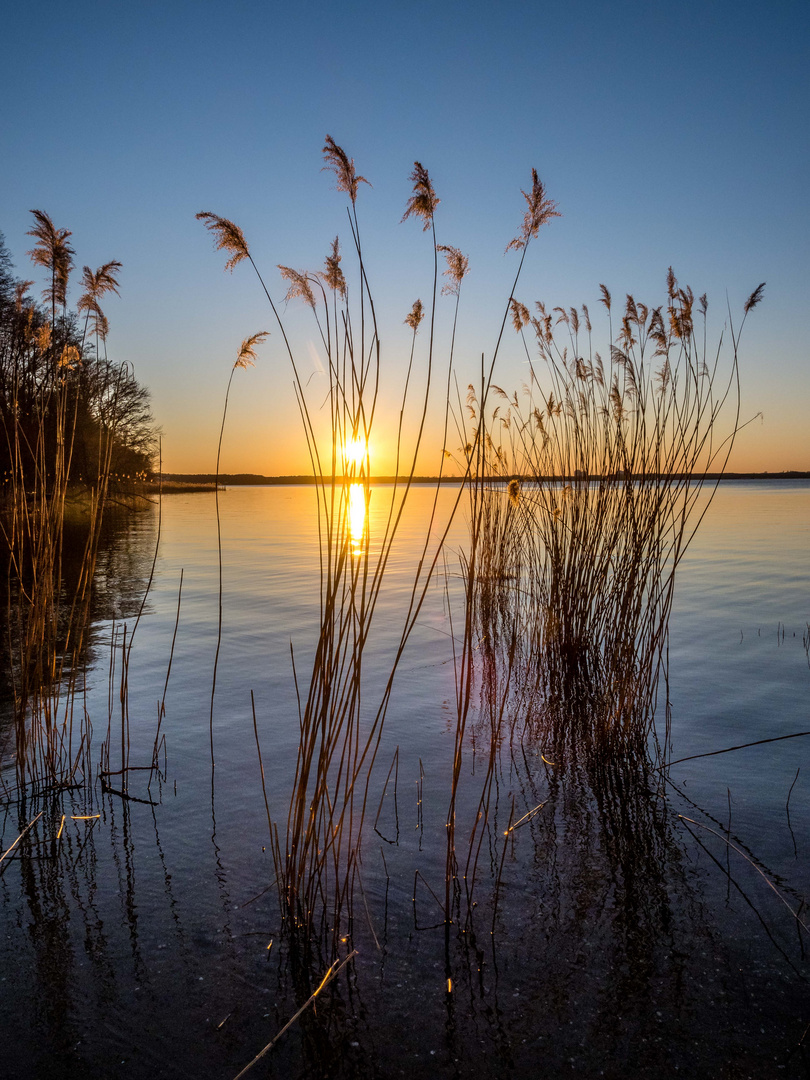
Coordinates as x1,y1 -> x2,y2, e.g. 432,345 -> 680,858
1,481 -> 808,1079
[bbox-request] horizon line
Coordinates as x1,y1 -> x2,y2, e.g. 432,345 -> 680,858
154,470 -> 810,485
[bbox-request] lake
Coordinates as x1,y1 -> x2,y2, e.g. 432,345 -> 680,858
1,480 -> 808,1079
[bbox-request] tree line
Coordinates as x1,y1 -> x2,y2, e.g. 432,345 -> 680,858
0,214 -> 156,489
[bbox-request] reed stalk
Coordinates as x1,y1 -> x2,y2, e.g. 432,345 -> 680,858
197,141 -> 554,953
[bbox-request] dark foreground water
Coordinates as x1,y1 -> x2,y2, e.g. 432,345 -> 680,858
1,482 -> 808,1079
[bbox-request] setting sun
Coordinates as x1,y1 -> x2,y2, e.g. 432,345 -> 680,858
344,435 -> 369,473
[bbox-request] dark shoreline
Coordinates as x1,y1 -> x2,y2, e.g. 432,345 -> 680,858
157,470 -> 810,488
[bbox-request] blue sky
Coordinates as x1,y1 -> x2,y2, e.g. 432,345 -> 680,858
2,0 -> 808,472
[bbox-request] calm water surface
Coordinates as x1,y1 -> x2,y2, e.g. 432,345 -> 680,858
1,481 -> 808,1079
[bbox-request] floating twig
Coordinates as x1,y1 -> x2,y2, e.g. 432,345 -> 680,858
505,801 -> 546,834
0,810 -> 44,870
232,949 -> 358,1079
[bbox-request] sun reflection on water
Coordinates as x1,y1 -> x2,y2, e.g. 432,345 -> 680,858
348,482 -> 369,556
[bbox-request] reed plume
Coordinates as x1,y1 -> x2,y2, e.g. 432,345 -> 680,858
278,266 -> 317,309
322,135 -> 370,205
27,210 -> 74,320
404,299 -> 424,330
401,162 -> 440,230
196,212 -> 251,272
436,245 -> 469,296
320,237 -> 346,298
506,169 -> 560,252
77,261 -> 122,339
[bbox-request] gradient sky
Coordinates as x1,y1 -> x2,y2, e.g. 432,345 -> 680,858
2,0 -> 808,474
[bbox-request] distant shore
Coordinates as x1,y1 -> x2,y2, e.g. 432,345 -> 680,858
153,470 -> 810,491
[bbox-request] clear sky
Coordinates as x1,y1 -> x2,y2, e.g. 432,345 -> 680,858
2,0 -> 808,474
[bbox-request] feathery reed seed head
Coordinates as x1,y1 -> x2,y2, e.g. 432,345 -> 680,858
744,283 -> 766,314
506,169 -> 559,252
436,245 -> 469,296
78,260 -> 123,334
14,281 -> 33,311
402,162 -> 439,231
27,210 -> 74,309
90,311 -> 110,341
321,237 -> 346,297
196,212 -> 250,272
58,345 -> 80,370
78,261 -> 122,311
322,135 -> 370,204
278,266 -> 316,309
235,331 -> 269,369
510,299 -> 531,332
405,299 -> 424,330
35,325 -> 52,353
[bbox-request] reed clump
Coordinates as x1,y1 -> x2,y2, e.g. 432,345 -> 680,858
465,273 -> 765,761
0,218 -> 157,793
200,140 -> 449,950
198,139 -> 560,958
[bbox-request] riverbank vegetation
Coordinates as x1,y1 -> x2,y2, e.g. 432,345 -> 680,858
0,219 -> 157,790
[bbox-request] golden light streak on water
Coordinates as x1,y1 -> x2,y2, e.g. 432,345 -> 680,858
349,482 -> 368,555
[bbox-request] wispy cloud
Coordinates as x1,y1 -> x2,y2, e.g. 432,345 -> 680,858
307,340 -> 325,378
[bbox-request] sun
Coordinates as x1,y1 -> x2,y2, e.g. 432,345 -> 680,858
344,436 -> 369,472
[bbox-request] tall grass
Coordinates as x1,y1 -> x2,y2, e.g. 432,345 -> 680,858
210,333 -> 268,766
463,274 -> 765,763
198,141 -> 560,956
1,213 -> 155,795
199,144 -> 443,950
422,269 -> 767,936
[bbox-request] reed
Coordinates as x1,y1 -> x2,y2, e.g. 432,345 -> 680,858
422,269 -> 766,939
0,215 -> 156,794
200,143 -> 444,950
465,273 -> 765,763
187,145 -> 765,964
198,140 -> 560,955
209,333 -> 268,766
